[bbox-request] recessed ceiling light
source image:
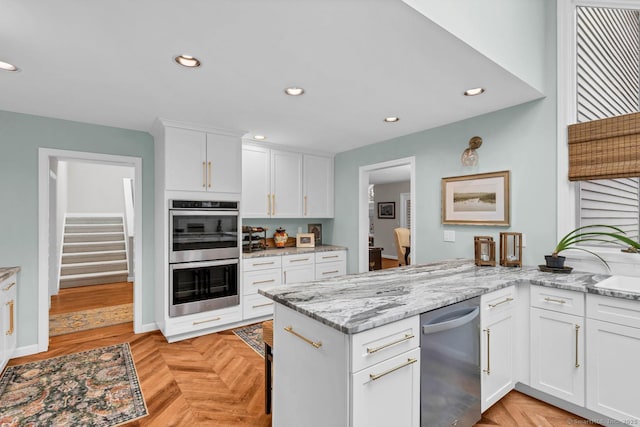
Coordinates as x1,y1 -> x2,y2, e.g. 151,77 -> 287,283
384,117 -> 400,123
464,87 -> 485,96
254,135 -> 266,141
0,60 -> 19,72
284,87 -> 305,96
174,55 -> 201,68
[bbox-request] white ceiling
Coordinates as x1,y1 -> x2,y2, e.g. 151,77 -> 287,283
0,0 -> 542,154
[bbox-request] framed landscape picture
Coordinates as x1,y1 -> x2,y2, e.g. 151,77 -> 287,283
377,202 -> 396,219
441,170 -> 510,226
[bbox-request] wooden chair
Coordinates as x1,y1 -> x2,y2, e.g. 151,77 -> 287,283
393,227 -> 410,266
262,320 -> 274,414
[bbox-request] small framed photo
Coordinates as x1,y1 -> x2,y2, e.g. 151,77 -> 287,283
308,223 -> 323,246
377,202 -> 396,219
296,233 -> 315,248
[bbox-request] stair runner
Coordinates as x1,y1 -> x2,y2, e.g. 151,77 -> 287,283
59,216 -> 129,288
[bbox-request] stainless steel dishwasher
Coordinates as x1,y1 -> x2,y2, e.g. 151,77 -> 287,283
420,297 -> 481,427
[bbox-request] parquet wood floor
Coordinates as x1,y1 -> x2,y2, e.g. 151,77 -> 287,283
9,283 -> 593,426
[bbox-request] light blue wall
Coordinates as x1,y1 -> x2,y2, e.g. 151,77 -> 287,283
0,110 -> 155,348
333,2 -> 557,273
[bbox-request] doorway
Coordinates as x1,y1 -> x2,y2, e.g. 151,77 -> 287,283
358,157 -> 416,273
38,148 -> 143,353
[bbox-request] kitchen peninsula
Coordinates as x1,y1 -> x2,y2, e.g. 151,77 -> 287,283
260,259 -> 640,427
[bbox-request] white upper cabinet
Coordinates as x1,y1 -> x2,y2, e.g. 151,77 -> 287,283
242,144 -> 333,218
303,154 -> 334,218
159,121 -> 243,194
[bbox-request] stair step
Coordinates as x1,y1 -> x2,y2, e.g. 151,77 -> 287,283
64,232 -> 125,243
65,224 -> 124,233
66,216 -> 123,225
63,241 -> 126,253
60,260 -> 128,276
59,271 -> 129,288
62,250 -> 127,264
60,269 -> 130,280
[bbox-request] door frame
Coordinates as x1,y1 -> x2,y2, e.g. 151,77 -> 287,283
38,148 -> 143,352
358,157 -> 416,273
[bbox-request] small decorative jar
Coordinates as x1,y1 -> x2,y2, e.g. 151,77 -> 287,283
273,227 -> 288,248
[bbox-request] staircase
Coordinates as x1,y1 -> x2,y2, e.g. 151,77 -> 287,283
59,215 -> 129,288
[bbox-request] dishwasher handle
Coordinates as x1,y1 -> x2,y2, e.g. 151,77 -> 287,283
422,306 -> 479,335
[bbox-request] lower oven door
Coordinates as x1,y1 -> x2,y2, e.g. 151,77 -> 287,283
169,259 -> 239,317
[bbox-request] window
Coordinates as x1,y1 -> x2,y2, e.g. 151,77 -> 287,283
575,5 -> 640,244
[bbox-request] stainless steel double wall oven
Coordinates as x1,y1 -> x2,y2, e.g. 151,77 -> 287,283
169,200 -> 240,317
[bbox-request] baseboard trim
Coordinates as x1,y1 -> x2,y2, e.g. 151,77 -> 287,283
138,322 -> 159,333
13,344 -> 40,358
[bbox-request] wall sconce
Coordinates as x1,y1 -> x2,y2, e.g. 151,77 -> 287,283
500,232 -> 522,267
461,136 -> 483,166
474,236 -> 496,267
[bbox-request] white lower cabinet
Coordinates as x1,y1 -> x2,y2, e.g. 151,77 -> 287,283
0,273 -> 17,372
273,304 -> 420,427
282,253 -> 315,285
586,294 -> 640,423
480,286 -> 516,412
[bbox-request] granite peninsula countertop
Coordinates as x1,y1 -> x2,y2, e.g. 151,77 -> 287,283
0,267 -> 21,282
259,259 -> 635,335
242,245 -> 346,259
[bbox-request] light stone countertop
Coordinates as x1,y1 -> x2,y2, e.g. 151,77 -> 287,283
259,259 -> 630,335
242,245 -> 347,259
0,267 -> 21,282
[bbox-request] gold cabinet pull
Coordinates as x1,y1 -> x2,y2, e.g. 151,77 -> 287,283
252,302 -> 274,309
2,281 -> 16,291
544,296 -> 566,304
253,261 -> 275,267
304,195 -> 308,216
6,300 -> 14,336
252,279 -> 275,285
322,255 -> 339,259
271,194 -> 276,216
202,162 -> 206,187
283,271 -> 287,284
267,194 -> 271,216
369,358 -> 417,381
488,297 -> 513,308
290,258 -> 310,263
483,328 -> 491,375
284,326 -> 322,349
208,161 -> 212,188
575,324 -> 580,368
322,270 -> 339,275
193,316 -> 221,325
366,333 -> 414,354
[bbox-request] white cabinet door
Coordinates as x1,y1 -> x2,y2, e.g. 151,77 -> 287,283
206,133 -> 241,193
352,347 -> 420,427
271,150 -> 302,218
0,275 -> 17,372
303,154 -> 334,218
530,307 -> 584,406
165,127 -> 207,192
273,304 -> 349,427
315,261 -> 346,280
481,309 -> 514,412
283,264 -> 315,285
242,146 -> 271,217
586,318 -> 640,423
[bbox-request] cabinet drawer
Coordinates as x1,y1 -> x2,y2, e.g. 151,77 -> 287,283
481,286 -> 517,321
243,268 -> 282,295
315,261 -> 346,280
165,305 -> 242,336
243,256 -> 282,271
315,250 -> 346,264
530,285 -> 584,316
351,316 -> 420,372
587,293 -> 640,329
243,293 -> 275,319
282,253 -> 314,267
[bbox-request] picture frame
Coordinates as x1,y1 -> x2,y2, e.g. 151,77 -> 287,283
308,223 -> 323,246
441,170 -> 510,226
296,233 -> 315,248
377,202 -> 396,219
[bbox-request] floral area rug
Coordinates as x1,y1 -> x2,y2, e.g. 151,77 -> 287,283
0,343 -> 147,426
233,323 -> 265,357
50,304 -> 133,337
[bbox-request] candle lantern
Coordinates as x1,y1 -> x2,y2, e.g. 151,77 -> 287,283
500,232 -> 522,267
474,236 -> 496,267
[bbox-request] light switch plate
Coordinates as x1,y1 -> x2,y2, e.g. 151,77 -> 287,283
443,230 -> 455,242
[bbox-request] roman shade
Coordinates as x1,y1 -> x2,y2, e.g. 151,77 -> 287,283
568,112 -> 640,181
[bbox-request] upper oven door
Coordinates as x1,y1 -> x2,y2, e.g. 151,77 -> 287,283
170,209 -> 239,263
